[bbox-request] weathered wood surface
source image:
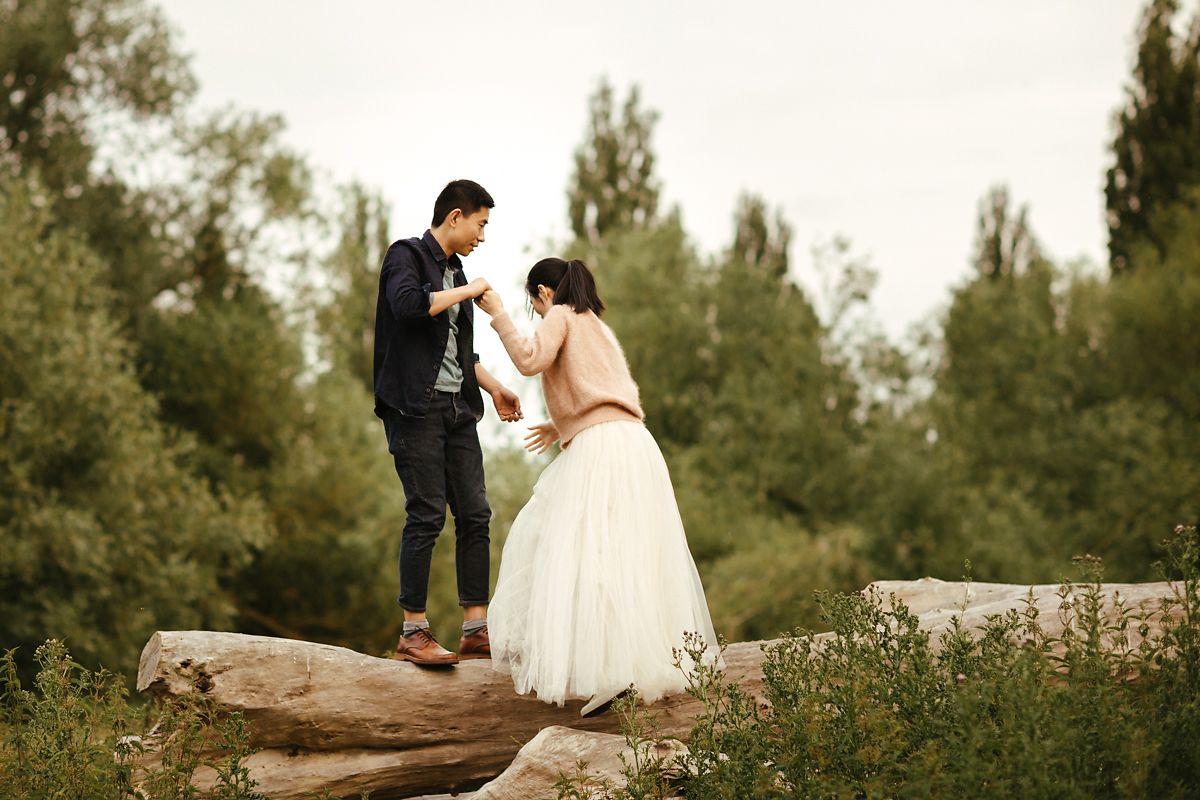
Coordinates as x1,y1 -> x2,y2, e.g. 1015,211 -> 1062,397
472,726 -> 686,800
871,578 -> 1178,653
137,578 -> 1180,799
137,631 -> 760,798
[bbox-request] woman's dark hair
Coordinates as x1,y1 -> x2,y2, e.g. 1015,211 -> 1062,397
431,179 -> 494,226
526,258 -> 605,316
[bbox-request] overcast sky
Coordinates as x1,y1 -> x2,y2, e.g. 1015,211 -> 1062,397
158,1 -> 1151,434
158,1 -> 1152,322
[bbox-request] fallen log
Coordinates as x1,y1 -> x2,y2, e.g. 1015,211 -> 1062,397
136,632 -> 761,798
136,579 -> 1179,799
871,578 -> 1178,654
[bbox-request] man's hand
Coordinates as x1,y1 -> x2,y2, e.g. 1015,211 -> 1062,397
475,289 -> 504,316
467,277 -> 491,297
523,422 -> 560,454
490,385 -> 523,423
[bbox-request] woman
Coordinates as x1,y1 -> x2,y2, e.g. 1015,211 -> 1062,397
475,257 -> 719,715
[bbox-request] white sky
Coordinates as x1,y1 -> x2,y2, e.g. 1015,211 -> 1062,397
158,0 -> 1151,438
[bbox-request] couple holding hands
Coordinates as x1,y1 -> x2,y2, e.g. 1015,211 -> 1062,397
373,179 -> 718,715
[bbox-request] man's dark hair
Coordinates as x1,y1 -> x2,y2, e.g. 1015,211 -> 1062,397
432,179 -> 494,226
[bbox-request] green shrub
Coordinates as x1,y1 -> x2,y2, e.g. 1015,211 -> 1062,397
565,525 -> 1200,799
0,640 -> 266,800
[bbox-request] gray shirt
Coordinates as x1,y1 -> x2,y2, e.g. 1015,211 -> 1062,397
433,266 -> 464,392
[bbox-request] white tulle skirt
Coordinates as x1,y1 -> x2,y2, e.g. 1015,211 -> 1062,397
489,420 -> 720,714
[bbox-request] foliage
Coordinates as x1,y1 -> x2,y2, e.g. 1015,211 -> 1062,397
915,182 -> 1200,581
231,368 -> 404,651
0,177 -> 269,679
0,0 -> 195,190
702,523 -> 875,642
0,640 -> 139,799
0,0 -> 198,340
568,79 -> 661,244
1,0 -> 1198,750
1106,0 -> 1200,273
563,526 -> 1200,799
972,185 -> 1040,280
316,182 -> 392,393
1107,184 -> 1200,423
0,639 -> 267,800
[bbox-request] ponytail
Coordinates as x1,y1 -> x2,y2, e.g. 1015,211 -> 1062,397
556,259 -> 605,315
525,257 -> 606,316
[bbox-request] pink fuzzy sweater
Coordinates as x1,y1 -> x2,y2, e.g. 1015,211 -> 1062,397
491,305 -> 644,446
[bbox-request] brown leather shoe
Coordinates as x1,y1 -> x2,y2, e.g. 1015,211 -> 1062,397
393,628 -> 458,665
458,625 -> 491,660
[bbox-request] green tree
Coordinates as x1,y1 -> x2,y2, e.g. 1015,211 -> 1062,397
0,0 -> 194,191
0,177 -> 269,676
731,192 -> 792,280
916,183 -> 1200,581
852,188 -> 1076,580
137,287 -> 305,488
699,224 -> 849,528
174,110 -> 314,303
1090,186 -> 1200,567
930,257 -> 1074,575
317,182 -> 392,392
136,230 -> 413,651
1106,0 -> 1200,273
703,521 -> 875,641
567,79 -> 660,244
681,214 -> 901,636
973,184 -> 1040,280
1,0 -> 399,660
0,0 -> 196,337
1108,184 -> 1200,421
130,108 -> 315,482
235,368 -> 404,651
937,190 -> 1063,482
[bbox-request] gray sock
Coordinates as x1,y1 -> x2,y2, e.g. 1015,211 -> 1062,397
462,618 -> 487,635
403,619 -> 430,635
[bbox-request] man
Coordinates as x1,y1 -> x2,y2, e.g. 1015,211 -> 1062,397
374,179 -> 522,665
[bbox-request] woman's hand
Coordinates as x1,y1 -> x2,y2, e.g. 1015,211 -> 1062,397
523,421 -> 560,455
475,289 -> 504,316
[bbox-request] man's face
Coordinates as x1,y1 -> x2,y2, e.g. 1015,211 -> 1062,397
451,207 -> 490,257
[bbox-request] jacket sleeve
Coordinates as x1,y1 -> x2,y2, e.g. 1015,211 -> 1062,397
491,307 -> 569,376
381,243 -> 432,320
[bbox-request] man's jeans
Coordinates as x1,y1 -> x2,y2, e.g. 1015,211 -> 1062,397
380,391 -> 491,612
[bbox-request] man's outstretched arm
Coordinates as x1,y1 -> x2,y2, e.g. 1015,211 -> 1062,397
474,362 -> 523,422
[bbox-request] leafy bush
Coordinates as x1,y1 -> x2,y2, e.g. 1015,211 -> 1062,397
0,640 -> 266,800
564,525 -> 1200,799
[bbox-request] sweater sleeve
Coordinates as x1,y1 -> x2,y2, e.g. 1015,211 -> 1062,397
491,306 -> 569,376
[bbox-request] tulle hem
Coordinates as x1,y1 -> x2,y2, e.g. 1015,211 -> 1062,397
488,420 -> 721,712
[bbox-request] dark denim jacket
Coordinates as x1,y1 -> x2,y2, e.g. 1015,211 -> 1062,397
373,230 -> 483,420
